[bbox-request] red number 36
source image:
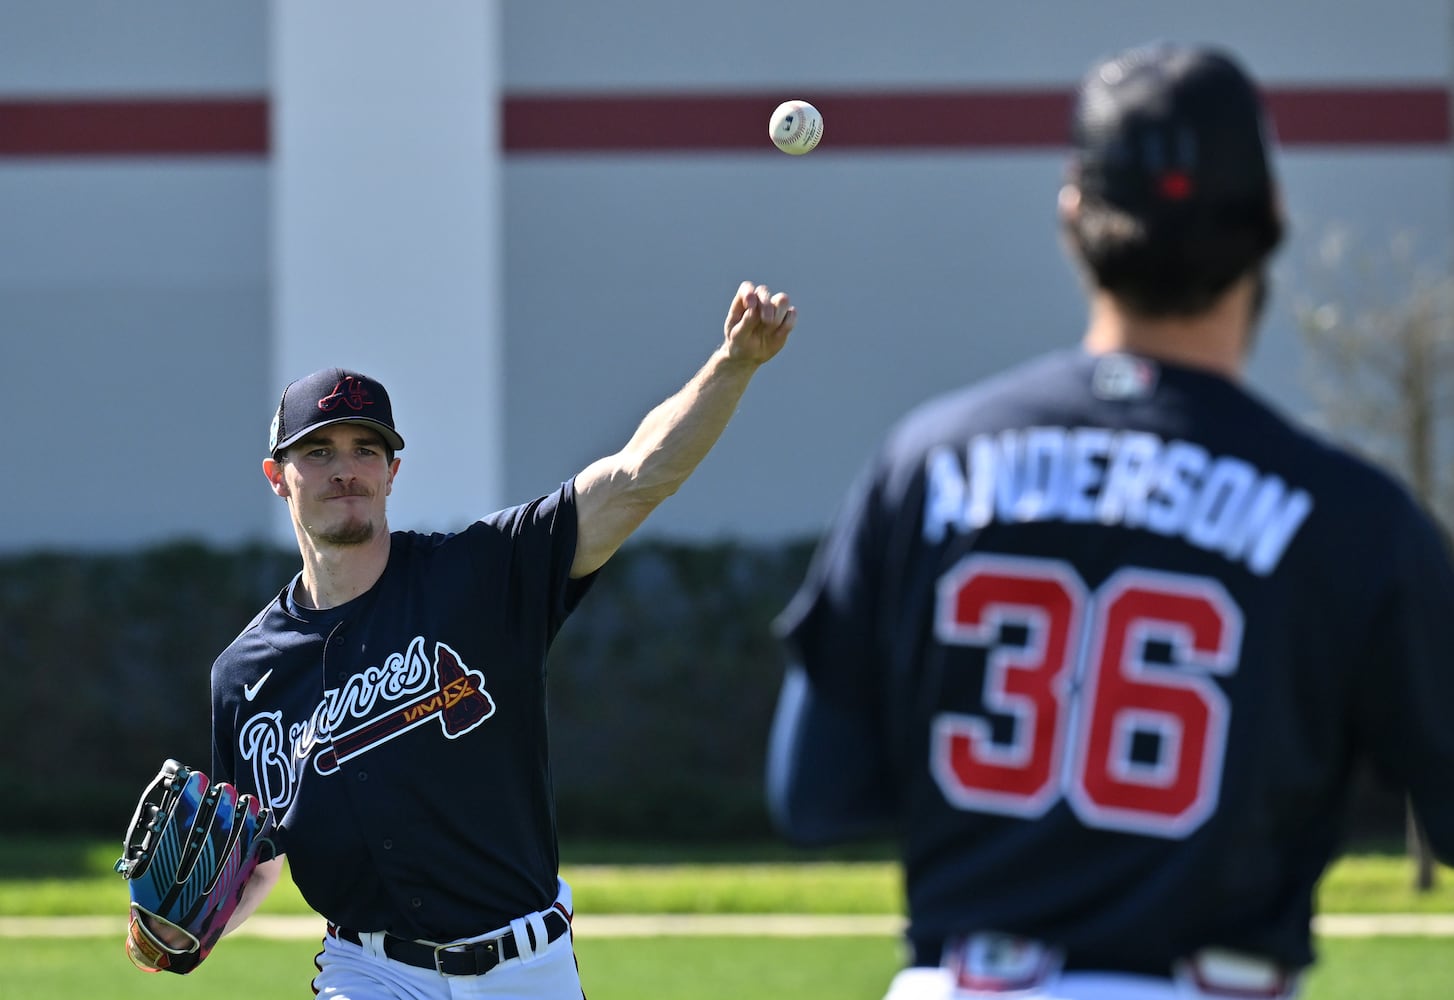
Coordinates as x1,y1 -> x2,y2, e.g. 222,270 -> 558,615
931,555 -> 1243,839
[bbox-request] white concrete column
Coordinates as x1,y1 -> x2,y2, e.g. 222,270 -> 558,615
270,0 -> 504,538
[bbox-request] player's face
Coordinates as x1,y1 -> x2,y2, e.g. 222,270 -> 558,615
269,425 -> 399,547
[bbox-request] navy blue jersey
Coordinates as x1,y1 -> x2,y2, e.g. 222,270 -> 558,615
211,483 -> 592,941
775,350 -> 1454,972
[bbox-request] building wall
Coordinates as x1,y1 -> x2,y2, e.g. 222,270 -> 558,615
1,0 -> 1450,551
0,1 -> 271,551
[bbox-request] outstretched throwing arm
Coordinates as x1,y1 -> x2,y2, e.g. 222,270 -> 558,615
570,281 -> 794,577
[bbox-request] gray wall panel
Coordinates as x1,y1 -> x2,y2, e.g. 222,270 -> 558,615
2,284 -> 271,550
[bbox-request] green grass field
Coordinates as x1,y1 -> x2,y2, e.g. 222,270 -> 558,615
4,836 -> 1452,917
2,837 -> 1450,998
3,934 -> 1452,1000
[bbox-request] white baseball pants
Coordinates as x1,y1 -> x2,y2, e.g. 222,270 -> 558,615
313,879 -> 582,1000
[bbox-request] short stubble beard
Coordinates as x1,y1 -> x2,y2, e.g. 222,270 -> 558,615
307,519 -> 377,547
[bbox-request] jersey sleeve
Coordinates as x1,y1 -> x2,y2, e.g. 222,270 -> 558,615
769,456 -> 896,843
474,480 -> 595,641
778,460 -> 887,707
1352,504 -> 1454,862
766,665 -> 896,845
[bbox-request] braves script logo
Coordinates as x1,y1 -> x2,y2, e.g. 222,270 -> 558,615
317,376 -> 374,413
236,635 -> 495,811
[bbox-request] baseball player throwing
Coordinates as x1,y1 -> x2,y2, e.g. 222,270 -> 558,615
122,280 -> 793,997
766,43 -> 1454,1000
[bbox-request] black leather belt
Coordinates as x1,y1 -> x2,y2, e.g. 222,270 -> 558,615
328,905 -> 571,977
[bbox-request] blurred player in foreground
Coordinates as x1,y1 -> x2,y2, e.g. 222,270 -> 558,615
126,280 -> 792,997
766,42 -> 1454,1000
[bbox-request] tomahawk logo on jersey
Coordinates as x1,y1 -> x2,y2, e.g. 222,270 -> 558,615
236,636 -> 496,810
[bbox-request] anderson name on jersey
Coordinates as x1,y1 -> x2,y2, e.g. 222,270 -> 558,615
923,426 -> 1313,576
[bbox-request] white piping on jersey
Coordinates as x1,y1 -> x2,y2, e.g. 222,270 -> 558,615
923,427 -> 1314,577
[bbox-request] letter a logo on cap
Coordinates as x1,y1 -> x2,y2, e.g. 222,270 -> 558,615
318,377 -> 374,412
271,368 -> 405,455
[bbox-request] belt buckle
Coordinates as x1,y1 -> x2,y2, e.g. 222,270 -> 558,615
432,936 -> 499,977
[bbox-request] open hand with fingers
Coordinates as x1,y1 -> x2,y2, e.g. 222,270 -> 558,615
723,281 -> 795,365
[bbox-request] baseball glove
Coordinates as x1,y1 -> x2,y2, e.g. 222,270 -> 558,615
114,759 -> 275,974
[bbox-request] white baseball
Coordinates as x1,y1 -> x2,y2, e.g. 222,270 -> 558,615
769,100 -> 823,155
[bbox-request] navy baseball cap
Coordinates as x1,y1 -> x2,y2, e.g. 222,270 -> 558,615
268,367 -> 406,456
1072,43 -> 1277,221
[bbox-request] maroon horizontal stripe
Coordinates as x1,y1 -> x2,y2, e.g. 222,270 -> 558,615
0,98 -> 268,156
504,88 -> 1451,151
1264,87 -> 1450,145
0,87 -> 1445,157
504,91 -> 1077,151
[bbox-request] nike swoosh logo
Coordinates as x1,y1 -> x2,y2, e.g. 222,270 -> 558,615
244,669 -> 274,703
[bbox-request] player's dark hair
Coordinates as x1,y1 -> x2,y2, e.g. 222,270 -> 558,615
1064,195 -> 1283,318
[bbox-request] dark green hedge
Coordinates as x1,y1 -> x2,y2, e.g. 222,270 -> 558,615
0,539 -> 1405,844
547,539 -> 815,839
0,543 -> 298,833
0,539 -> 813,840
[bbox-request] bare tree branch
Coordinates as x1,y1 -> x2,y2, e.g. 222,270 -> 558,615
1292,226 -> 1450,891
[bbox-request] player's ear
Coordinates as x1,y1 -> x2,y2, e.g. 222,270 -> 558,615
1058,184 -> 1082,224
263,457 -> 290,498
385,457 -> 400,496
